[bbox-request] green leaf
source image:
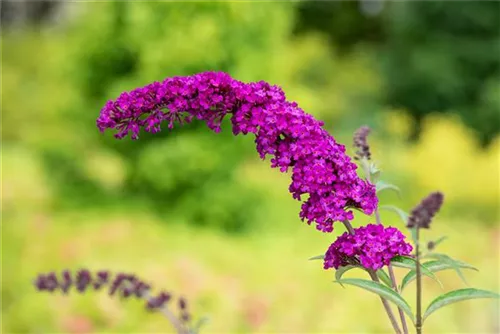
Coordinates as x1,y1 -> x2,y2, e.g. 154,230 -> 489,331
376,181 -> 401,198
309,254 -> 325,261
400,260 -> 478,291
377,269 -> 393,288
334,278 -> 415,322
379,205 -> 409,225
423,288 -> 500,321
335,265 -> 364,286
391,256 -> 443,289
390,255 -> 419,269
424,253 -> 472,285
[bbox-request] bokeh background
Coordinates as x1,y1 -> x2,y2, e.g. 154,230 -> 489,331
2,1 -> 499,333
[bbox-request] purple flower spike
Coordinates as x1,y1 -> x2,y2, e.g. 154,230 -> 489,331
324,224 -> 413,271
34,269 -> 179,312
353,125 -> 371,160
97,72 -> 378,232
407,192 -> 444,229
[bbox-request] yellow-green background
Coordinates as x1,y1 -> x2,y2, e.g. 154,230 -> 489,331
2,2 -> 499,333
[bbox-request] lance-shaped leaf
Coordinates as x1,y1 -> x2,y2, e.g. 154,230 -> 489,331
376,181 -> 401,198
309,254 -> 325,261
401,260 -> 478,291
391,256 -> 443,289
377,269 -> 393,288
424,253 -> 471,285
334,278 -> 415,323
423,288 -> 500,321
379,205 -> 409,225
335,265 -> 365,286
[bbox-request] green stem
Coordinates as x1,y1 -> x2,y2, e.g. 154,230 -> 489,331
364,160 -> 408,334
388,264 -> 409,334
342,219 -> 356,235
416,227 -> 423,334
342,220 -> 402,334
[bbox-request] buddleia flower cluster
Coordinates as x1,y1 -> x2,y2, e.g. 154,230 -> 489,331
96,71 -> 378,232
323,224 -> 413,271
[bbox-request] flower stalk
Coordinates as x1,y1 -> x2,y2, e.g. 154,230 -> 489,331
415,227 -> 423,334
371,202 -> 408,333
355,127 -> 409,334
388,263 -> 409,334
407,192 -> 444,334
342,220 -> 403,334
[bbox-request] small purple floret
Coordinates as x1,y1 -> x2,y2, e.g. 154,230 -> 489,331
96,72 -> 378,232
324,224 -> 413,271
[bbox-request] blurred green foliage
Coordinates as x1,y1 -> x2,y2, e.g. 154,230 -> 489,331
3,1 -> 346,233
294,1 -> 385,50
295,1 -> 500,146
3,1 -> 499,230
382,1 -> 500,146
